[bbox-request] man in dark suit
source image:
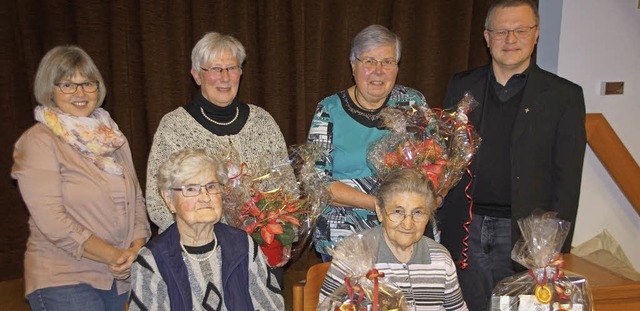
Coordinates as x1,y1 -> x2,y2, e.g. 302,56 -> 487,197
437,0 -> 586,310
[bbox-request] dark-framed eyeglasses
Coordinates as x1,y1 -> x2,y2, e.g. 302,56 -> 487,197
385,209 -> 429,223
55,81 -> 99,94
200,65 -> 242,77
487,25 -> 538,40
171,182 -> 223,197
355,57 -> 398,70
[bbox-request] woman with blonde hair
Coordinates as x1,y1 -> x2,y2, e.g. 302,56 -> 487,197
12,45 -> 150,311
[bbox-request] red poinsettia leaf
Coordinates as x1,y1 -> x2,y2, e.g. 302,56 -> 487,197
418,159 -> 445,188
247,204 -> 261,217
280,214 -> 301,227
422,163 -> 444,175
422,137 -> 435,147
261,223 -> 284,244
265,222 -> 284,235
283,204 -> 299,213
258,211 -> 267,221
243,221 -> 259,235
425,140 -> 444,159
261,228 -> 275,244
426,172 -> 440,188
267,211 -> 278,220
384,152 -> 401,167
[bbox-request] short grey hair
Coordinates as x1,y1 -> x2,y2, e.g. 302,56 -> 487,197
349,24 -> 401,63
157,149 -> 228,199
34,45 -> 106,109
485,0 -> 540,29
191,32 -> 246,73
376,169 -> 437,218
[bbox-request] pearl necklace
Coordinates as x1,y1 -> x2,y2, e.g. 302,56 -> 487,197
180,234 -> 218,262
200,106 -> 239,126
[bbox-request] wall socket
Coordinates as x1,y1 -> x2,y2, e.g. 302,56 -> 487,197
601,82 -> 624,95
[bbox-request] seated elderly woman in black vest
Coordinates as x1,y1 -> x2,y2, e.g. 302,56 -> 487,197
129,148 -> 283,310
319,169 -> 467,310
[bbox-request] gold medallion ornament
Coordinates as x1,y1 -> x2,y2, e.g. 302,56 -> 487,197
339,301 -> 357,311
534,284 -> 552,304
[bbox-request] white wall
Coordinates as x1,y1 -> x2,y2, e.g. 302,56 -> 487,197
539,0 -> 640,270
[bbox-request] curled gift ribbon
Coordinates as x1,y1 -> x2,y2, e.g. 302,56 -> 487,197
366,269 -> 385,311
417,96 -> 480,269
342,276 -> 365,311
342,269 -> 386,311
457,156 -> 475,270
434,101 -> 479,270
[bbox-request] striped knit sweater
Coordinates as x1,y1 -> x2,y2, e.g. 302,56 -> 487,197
319,226 -> 468,310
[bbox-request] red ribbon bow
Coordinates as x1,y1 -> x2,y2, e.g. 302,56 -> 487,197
366,269 -> 385,311
341,269 -> 386,311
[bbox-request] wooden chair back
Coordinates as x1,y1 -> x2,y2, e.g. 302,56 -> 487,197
292,262 -> 331,311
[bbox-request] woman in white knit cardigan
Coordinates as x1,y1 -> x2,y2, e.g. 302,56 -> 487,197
146,31 -> 292,286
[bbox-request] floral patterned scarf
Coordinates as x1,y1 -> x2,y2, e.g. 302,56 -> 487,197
34,105 -> 126,175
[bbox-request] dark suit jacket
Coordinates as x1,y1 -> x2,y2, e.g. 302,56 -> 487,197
438,63 -> 586,262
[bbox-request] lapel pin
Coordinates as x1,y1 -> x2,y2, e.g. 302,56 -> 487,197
525,107 -> 530,113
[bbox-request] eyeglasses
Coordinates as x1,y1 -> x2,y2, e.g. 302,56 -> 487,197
385,209 -> 429,223
200,65 -> 242,77
487,25 -> 538,40
171,182 -> 223,197
355,57 -> 398,71
55,81 -> 99,94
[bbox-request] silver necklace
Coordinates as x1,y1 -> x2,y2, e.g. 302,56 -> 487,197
180,234 -> 218,262
200,107 -> 239,126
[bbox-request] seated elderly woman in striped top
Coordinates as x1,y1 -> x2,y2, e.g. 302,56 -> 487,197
319,168 -> 468,311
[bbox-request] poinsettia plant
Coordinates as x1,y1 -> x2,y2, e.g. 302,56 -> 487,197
223,144 -> 330,267
241,189 -> 309,248
382,136 -> 449,188
367,92 -> 481,195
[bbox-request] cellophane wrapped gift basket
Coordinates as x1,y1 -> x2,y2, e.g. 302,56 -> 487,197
318,232 -> 409,311
366,92 -> 482,265
491,210 -> 593,311
366,92 -> 481,195
223,144 -> 331,266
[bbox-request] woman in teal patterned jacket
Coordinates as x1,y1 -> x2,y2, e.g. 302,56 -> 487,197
307,24 -> 429,260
